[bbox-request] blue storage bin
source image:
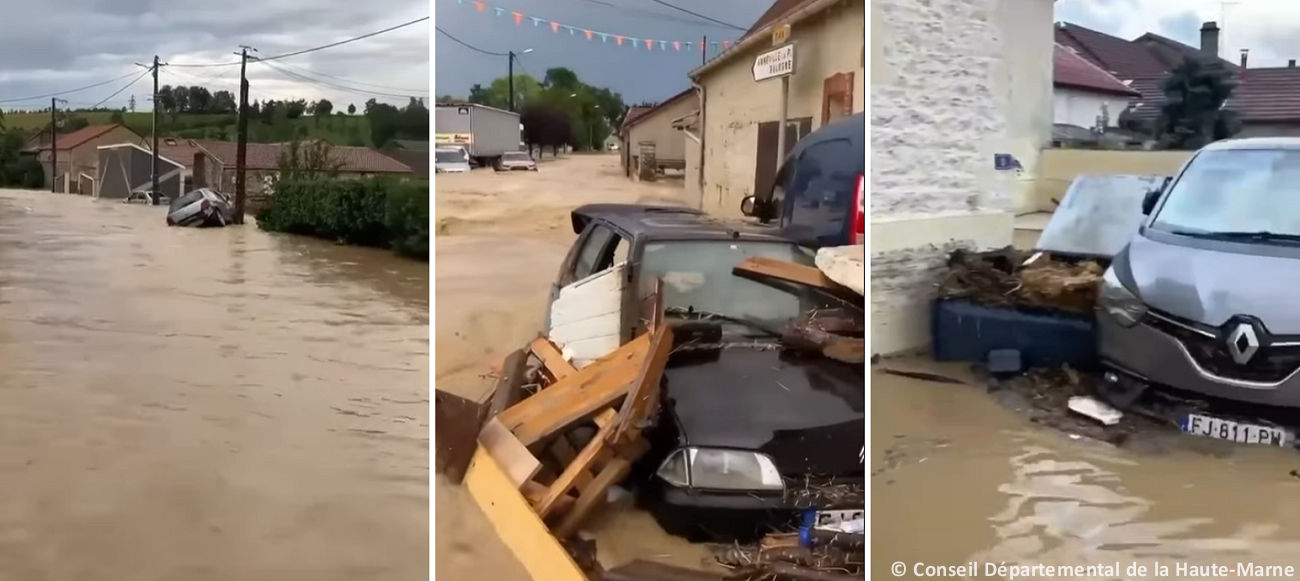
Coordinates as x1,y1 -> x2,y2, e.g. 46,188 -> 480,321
931,298 -> 1098,370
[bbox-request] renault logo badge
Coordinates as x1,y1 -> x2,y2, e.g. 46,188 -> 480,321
1226,322 -> 1260,365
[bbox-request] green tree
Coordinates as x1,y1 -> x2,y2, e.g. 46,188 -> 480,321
1156,56 -> 1241,150
347,103 -> 356,115
313,99 -> 334,126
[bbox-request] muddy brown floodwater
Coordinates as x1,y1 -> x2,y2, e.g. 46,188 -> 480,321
0,188 -> 429,580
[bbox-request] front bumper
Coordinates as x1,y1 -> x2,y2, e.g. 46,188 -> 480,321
642,479 -> 862,542
1099,312 -> 1300,408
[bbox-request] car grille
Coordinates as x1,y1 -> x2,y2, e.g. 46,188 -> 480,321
1145,311 -> 1300,383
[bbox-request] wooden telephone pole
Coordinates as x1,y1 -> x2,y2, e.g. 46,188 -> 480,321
233,45 -> 255,224
49,97 -> 64,193
151,56 -> 161,205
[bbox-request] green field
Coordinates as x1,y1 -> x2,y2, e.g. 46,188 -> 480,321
3,111 -> 374,146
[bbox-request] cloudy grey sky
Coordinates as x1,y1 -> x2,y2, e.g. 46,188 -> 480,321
433,0 -> 768,103
1058,0 -> 1300,66
0,0 -> 430,113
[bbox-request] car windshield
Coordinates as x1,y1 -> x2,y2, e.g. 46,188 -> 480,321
1152,148 -> 1300,237
503,153 -> 530,161
435,151 -> 463,163
639,240 -> 852,333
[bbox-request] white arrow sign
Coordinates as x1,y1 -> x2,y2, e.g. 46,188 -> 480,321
753,44 -> 795,82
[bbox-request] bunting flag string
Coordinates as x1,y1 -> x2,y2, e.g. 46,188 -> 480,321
450,0 -> 735,54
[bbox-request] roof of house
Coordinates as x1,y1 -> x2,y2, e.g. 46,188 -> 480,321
33,124 -> 135,151
381,149 -> 430,178
620,106 -> 654,134
741,0 -> 814,40
1054,44 -> 1140,96
624,89 -> 697,131
1055,23 -> 1172,77
158,140 -> 413,173
156,138 -> 219,169
1229,67 -> 1300,122
689,0 -> 828,79
391,139 -> 430,151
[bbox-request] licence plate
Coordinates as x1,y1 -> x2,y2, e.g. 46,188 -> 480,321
813,509 -> 864,527
1179,413 -> 1291,447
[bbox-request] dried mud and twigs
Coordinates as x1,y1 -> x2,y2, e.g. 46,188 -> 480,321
712,542 -> 864,581
938,246 -> 1104,315
781,308 -> 865,365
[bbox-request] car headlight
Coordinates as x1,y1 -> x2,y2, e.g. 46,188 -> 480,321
655,447 -> 784,491
1099,267 -> 1147,327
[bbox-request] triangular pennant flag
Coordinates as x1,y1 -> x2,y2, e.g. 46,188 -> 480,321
615,36 -> 624,46
659,40 -> 666,51
494,7 -> 503,16
456,0 -> 463,4
673,41 -> 681,51
599,33 -> 608,43
631,37 -> 638,49
584,29 -> 593,40
551,21 -> 560,33
568,26 -> 575,36
531,16 -> 542,26
513,11 -> 523,25
473,1 -> 485,11
723,40 -> 732,49
684,41 -> 692,50
645,38 -> 654,50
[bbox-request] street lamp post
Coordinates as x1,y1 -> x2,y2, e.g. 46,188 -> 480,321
507,48 -> 533,112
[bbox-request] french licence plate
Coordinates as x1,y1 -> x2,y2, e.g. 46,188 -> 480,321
1179,413 -> 1291,447
813,509 -> 864,527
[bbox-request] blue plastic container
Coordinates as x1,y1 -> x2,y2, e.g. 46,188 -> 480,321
931,298 -> 1098,370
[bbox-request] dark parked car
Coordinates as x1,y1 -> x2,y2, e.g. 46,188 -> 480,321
742,113 -> 865,249
548,204 -> 864,541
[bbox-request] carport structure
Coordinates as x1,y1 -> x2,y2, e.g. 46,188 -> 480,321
95,143 -> 185,201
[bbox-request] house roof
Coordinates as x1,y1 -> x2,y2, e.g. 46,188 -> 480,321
156,138 -> 219,169
1230,67 -> 1300,122
620,106 -> 654,134
624,89 -> 697,131
741,0 -> 814,40
1055,23 -> 1171,77
381,149 -> 430,178
689,0 -> 831,80
1054,44 -> 1140,96
164,140 -> 413,173
33,124 -> 134,151
391,139 -> 430,151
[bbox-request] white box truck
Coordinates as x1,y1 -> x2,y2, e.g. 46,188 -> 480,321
434,103 -> 522,167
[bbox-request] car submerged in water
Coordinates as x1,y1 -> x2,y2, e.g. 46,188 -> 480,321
166,188 -> 234,227
545,204 -> 864,541
1099,137 -> 1300,447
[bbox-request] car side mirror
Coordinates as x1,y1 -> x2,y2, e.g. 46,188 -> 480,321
1141,176 -> 1171,215
740,195 -> 756,217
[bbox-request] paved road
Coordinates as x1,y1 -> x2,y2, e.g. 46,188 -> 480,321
0,189 -> 429,580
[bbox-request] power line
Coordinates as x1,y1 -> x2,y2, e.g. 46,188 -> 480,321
170,16 -> 429,67
88,67 -> 154,109
569,0 -> 741,29
644,0 -> 745,30
436,26 -> 508,56
256,59 -> 420,100
269,61 -> 428,93
0,70 -> 144,104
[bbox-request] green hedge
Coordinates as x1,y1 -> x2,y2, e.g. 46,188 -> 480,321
256,176 -> 429,260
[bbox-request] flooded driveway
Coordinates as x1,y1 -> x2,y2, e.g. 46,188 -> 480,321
0,188 -> 428,580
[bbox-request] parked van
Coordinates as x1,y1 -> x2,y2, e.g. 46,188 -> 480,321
742,113 -> 865,249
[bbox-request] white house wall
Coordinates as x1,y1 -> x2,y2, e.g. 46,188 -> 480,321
870,0 -> 1052,355
696,0 -> 866,217
1053,87 -> 1130,129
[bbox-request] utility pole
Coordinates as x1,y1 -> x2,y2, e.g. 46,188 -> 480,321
508,51 -> 516,112
702,36 -> 707,65
233,45 -> 255,224
49,97 -> 65,193
151,55 -> 161,205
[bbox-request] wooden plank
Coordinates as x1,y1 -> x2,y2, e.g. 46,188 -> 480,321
529,337 -> 576,381
563,336 -> 624,369
552,457 -> 632,539
479,418 -> 541,489
521,480 -> 575,516
733,255 -> 844,292
551,311 -> 621,347
499,334 -> 649,446
535,417 -> 618,519
612,324 -> 673,445
488,348 -> 530,418
463,448 -> 590,581
434,390 -> 491,484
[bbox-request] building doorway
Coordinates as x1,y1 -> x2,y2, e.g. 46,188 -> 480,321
752,117 -> 813,199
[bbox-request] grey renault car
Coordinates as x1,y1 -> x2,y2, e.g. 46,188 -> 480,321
1099,137 -> 1300,446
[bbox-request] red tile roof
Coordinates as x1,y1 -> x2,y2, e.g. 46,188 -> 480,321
1055,23 -> 1170,77
1054,44 -> 1140,96
36,124 -> 134,151
1230,67 -> 1300,122
159,140 -> 412,173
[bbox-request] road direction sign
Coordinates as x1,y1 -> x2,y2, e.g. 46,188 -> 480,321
753,44 -> 795,82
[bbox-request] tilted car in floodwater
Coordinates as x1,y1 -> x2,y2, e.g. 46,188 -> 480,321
166,188 -> 233,227
544,204 -> 864,541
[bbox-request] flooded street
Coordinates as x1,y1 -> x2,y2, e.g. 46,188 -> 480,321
0,188 -> 429,580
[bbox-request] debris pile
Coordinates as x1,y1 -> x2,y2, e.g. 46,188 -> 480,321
712,521 -> 865,581
937,247 -> 1104,315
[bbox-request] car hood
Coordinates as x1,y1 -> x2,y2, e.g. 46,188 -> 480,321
663,347 -> 863,476
1121,233 -> 1300,332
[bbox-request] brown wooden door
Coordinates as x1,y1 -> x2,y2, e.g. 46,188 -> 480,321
752,117 -> 814,199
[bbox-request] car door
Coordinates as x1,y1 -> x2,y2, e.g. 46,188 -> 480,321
780,137 -> 861,248
545,221 -> 631,364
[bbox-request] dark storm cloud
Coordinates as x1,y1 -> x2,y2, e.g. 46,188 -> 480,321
1,0 -> 429,111
433,0 -> 769,103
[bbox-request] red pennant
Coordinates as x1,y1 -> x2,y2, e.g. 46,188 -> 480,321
615,36 -> 624,45
551,21 -> 560,33
723,40 -> 732,50
473,1 -> 485,11
513,11 -> 523,24
699,42 -> 705,52
673,41 -> 681,51
584,29 -> 593,40
645,38 -> 654,50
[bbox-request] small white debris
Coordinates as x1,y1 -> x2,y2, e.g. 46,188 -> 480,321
1022,251 -> 1044,266
1068,396 -> 1123,426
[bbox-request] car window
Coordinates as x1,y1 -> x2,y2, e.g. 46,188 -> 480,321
790,138 -> 857,207
611,235 -> 630,266
1152,149 -> 1300,236
573,225 -> 616,280
435,151 -> 462,163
